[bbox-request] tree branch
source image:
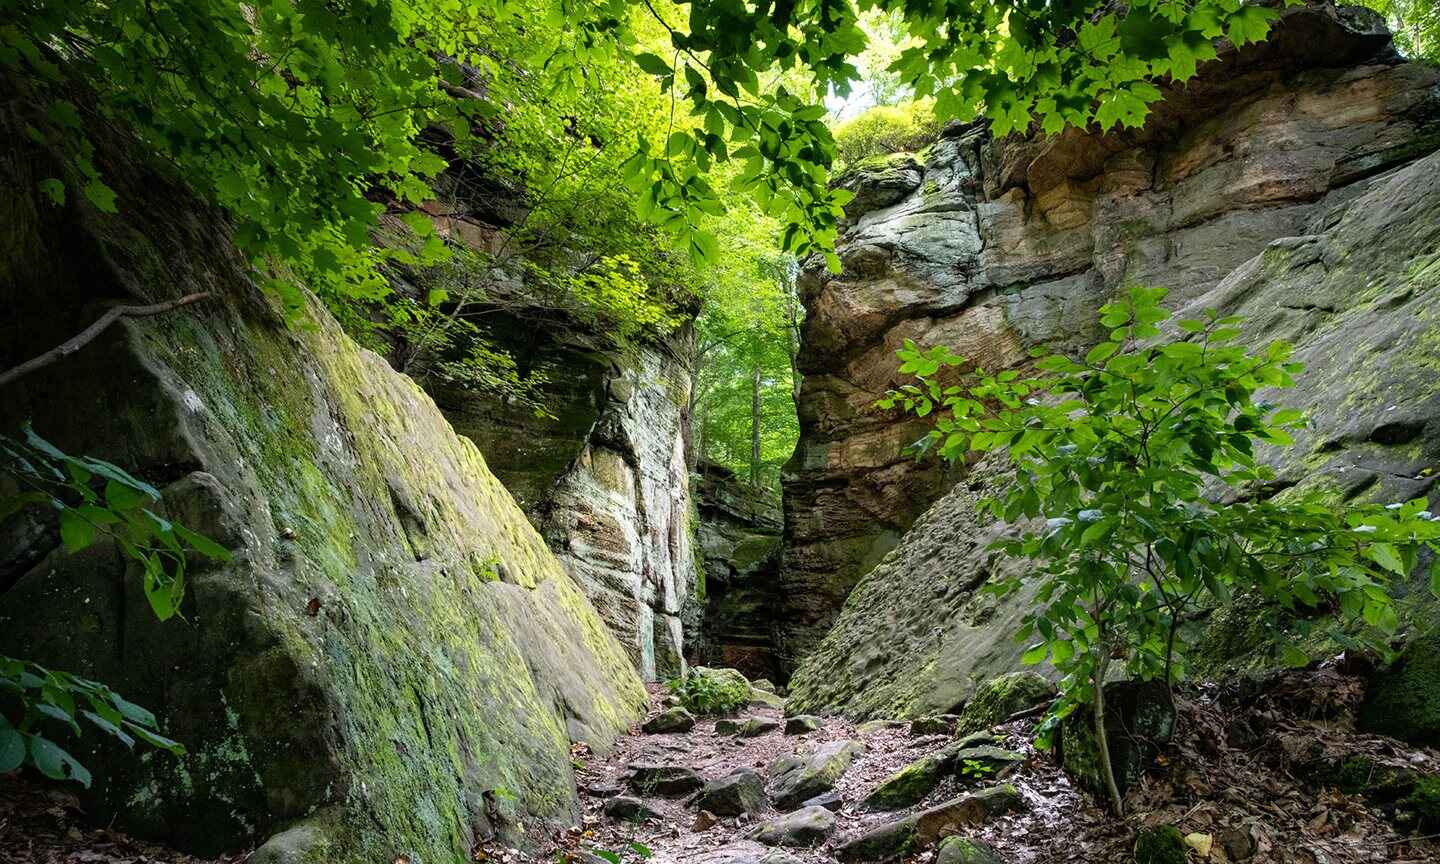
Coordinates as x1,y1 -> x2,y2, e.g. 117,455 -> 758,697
0,293 -> 212,389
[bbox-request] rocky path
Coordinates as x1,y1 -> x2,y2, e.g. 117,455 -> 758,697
552,672 -> 1440,864
560,681 -> 1086,864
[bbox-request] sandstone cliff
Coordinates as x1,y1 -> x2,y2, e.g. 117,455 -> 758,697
0,87 -> 646,861
435,329 -> 698,681
784,4 -> 1440,710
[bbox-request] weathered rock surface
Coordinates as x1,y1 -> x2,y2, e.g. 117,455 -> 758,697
410,171 -> 699,685
627,764 -> 706,796
784,715 -> 824,735
785,4 -> 1440,714
769,739 -> 865,810
604,796 -> 662,823
0,86 -> 646,862
691,842 -> 807,864
837,786 -> 1023,861
695,769 -> 768,817
643,707 -> 697,734
689,461 -> 785,681
954,673 -> 1056,736
752,805 -> 836,847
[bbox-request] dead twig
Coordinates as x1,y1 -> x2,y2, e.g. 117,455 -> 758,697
0,292 -> 212,389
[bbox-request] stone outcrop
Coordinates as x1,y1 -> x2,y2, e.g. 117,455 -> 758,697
0,83 -> 645,862
689,461 -> 785,680
434,319 -> 698,682
786,4 -> 1440,713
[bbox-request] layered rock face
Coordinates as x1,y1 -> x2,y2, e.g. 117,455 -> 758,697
688,462 -> 785,681
784,4 -> 1440,707
437,331 -> 697,681
0,95 -> 645,861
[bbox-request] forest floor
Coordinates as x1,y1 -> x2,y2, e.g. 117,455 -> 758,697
3,668 -> 1436,864
547,669 -> 1440,864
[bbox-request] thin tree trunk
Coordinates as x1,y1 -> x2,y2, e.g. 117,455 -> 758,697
750,363 -> 762,487
1093,651 -> 1125,816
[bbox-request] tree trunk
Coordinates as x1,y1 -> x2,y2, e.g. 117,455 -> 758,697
750,362 -> 762,487
1093,652 -> 1125,816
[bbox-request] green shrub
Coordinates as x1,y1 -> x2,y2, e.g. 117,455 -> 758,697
666,668 -> 752,716
833,100 -> 943,168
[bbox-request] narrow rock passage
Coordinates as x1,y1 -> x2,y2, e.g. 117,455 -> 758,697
552,674 -> 1440,864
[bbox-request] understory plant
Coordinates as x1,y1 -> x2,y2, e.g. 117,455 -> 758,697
1,425 -> 230,786
665,670 -> 751,716
880,286 -> 1440,814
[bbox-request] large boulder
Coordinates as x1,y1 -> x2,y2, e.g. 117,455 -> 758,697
0,85 -> 646,863
696,769 -> 768,817
837,786 -> 1022,861
780,3 -> 1440,691
752,805 -> 836,848
936,837 -> 1006,864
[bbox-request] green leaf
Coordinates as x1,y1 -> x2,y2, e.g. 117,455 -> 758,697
82,181 -> 118,214
38,177 -> 65,205
28,736 -> 92,787
1085,342 -> 1119,365
59,510 -> 95,553
1021,642 -> 1049,665
0,728 -> 24,773
173,524 -> 231,561
1366,542 -> 1406,576
1280,644 -> 1309,668
632,53 -> 672,76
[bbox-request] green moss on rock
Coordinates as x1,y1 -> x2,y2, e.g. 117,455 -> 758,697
1358,626 -> 1440,747
954,672 -> 1055,736
1133,825 -> 1186,864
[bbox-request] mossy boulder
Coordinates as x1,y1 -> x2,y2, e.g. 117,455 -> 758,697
1358,626 -> 1440,747
865,749 -> 954,810
1059,680 -> 1174,801
954,672 -> 1056,736
1133,825 -> 1186,864
0,95 -> 646,863
643,707 -> 697,734
752,805 -> 836,848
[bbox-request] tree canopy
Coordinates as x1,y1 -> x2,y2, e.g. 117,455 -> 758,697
6,0 -> 1295,317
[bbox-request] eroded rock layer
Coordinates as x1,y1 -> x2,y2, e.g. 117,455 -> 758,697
784,4 -> 1440,704
0,90 -> 646,861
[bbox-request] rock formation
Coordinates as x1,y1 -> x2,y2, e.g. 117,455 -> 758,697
417,233 -> 699,684
688,461 -> 785,681
784,4 -> 1440,711
0,86 -> 646,862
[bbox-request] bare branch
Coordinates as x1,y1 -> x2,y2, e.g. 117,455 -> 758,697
0,293 -> 213,389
